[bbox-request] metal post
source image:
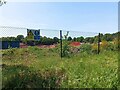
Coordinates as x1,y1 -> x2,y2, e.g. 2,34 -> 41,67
98,33 -> 100,54
60,30 -> 62,58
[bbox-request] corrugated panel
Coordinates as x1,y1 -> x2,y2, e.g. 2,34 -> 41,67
2,41 -> 9,49
0,41 -> 2,49
10,41 -> 20,48
1,41 -> 20,49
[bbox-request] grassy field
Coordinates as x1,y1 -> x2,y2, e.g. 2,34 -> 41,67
1,46 -> 118,89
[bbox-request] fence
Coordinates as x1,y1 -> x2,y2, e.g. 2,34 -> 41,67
0,26 -> 101,57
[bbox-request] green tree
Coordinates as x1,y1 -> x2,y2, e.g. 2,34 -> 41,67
93,36 -> 98,43
67,36 -> 72,41
22,37 -> 27,44
89,37 -> 94,43
53,37 -> 59,44
76,36 -> 84,42
41,36 -> 54,45
73,37 -> 77,41
84,37 -> 90,43
102,33 -> 113,41
2,37 -> 17,41
16,35 -> 24,42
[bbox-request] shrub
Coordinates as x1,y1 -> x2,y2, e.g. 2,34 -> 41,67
113,38 -> 119,51
106,43 -> 113,51
61,31 -> 72,58
101,40 -> 108,50
49,42 -> 71,58
62,42 -> 71,58
92,44 -> 98,54
79,44 -> 92,54
101,40 -> 118,51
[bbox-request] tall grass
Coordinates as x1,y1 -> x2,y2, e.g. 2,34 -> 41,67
2,46 -> 118,88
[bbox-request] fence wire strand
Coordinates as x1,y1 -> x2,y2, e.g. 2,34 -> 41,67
0,26 -> 99,38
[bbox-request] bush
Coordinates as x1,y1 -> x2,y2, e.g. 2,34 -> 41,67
48,43 -> 71,58
92,44 -> 98,54
101,40 -> 118,51
113,38 -> 119,51
79,44 -> 92,54
101,40 -> 108,50
62,42 -> 71,58
106,43 -> 118,51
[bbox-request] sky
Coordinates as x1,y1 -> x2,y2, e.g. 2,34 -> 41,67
2,0 -> 120,2
0,1 -> 118,38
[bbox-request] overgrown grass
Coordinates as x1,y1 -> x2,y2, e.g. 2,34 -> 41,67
1,46 -> 118,89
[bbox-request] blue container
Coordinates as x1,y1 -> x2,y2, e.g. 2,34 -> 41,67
9,41 -> 20,48
0,41 -> 2,49
1,41 -> 20,49
2,41 -> 9,49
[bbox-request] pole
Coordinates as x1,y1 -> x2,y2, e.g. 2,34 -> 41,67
60,30 -> 62,58
98,33 -> 100,54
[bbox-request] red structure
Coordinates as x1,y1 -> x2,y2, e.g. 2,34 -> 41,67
70,42 -> 81,46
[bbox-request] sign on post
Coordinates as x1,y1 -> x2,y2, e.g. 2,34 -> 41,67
27,29 -> 40,41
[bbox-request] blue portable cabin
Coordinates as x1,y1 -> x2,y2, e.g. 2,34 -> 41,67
1,41 -> 9,49
9,41 -> 20,48
0,41 -> 20,49
0,41 -> 2,49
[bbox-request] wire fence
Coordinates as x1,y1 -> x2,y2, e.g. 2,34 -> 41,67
0,26 -> 101,57
0,26 -> 99,37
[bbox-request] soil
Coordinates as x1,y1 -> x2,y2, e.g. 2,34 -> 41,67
20,43 -> 56,49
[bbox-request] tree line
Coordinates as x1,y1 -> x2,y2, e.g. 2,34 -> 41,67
0,32 -> 119,45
